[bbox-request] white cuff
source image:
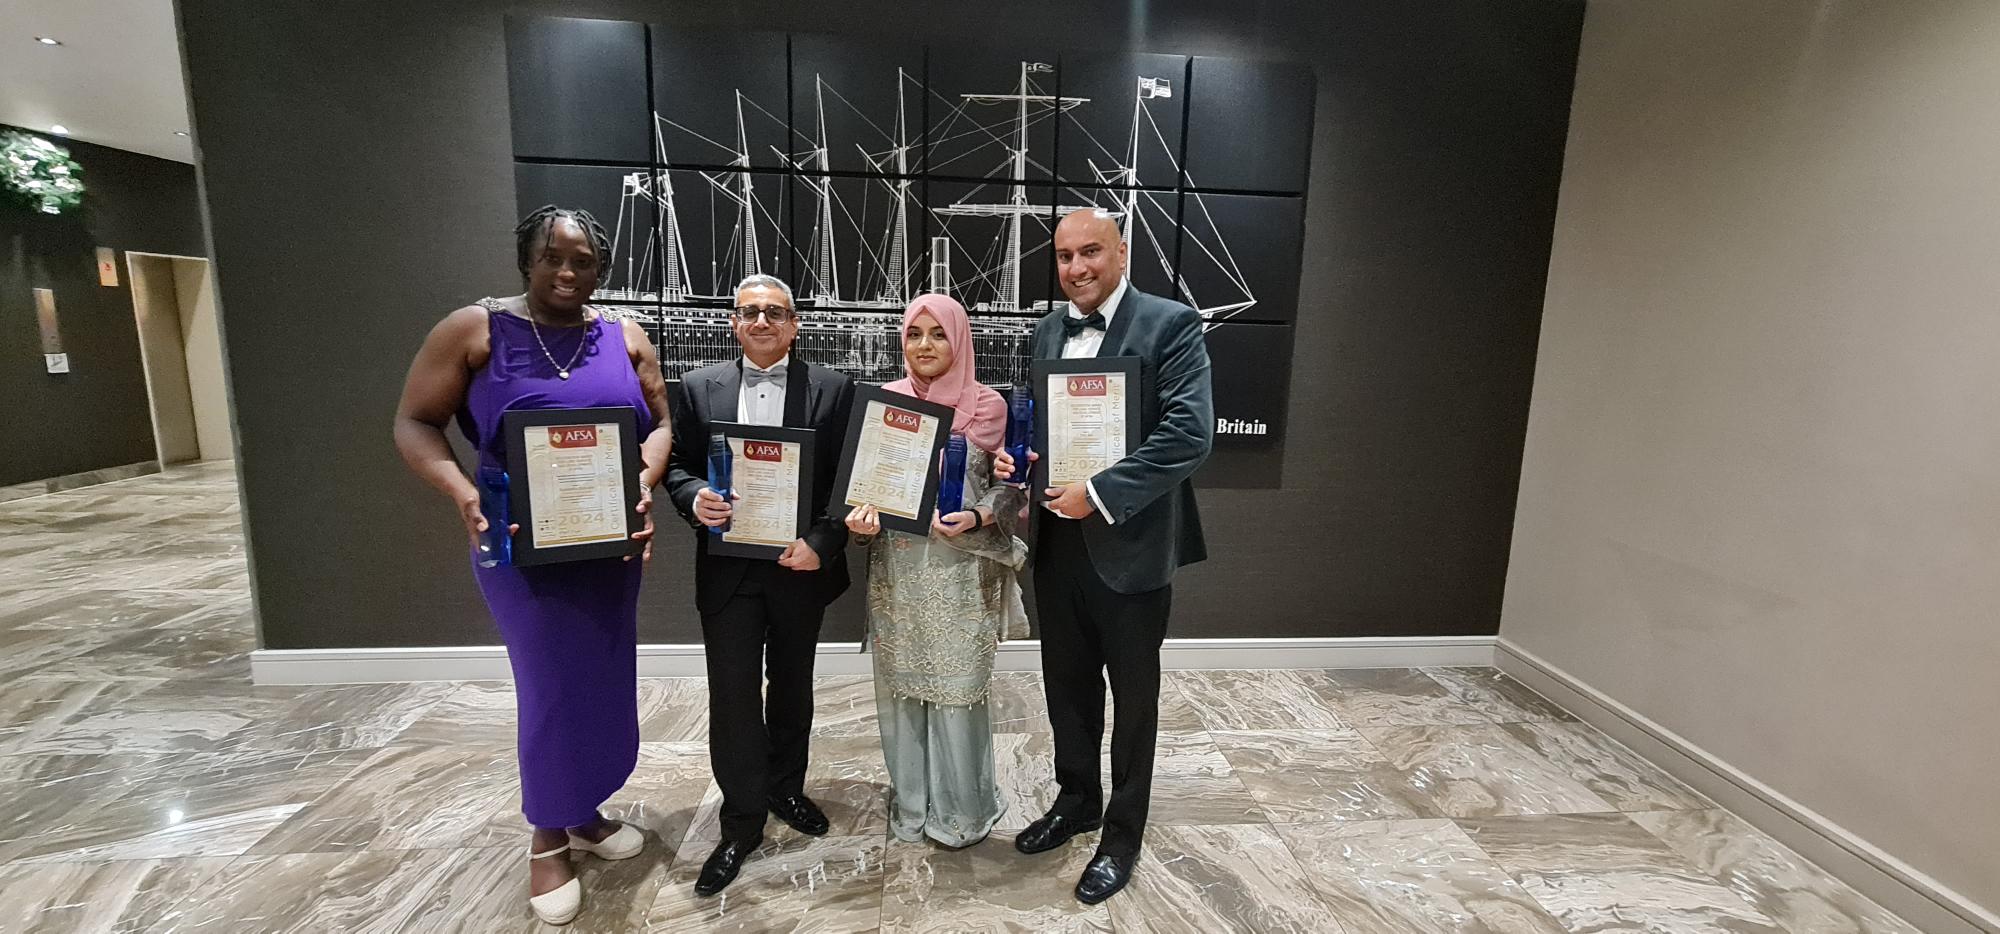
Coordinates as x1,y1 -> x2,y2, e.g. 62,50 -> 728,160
1085,479 -> 1114,525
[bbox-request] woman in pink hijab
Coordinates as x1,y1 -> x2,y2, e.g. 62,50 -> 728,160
846,293 -> 1028,847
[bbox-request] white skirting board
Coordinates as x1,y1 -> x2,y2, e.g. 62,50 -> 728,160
1496,638 -> 1999,934
251,635 -> 1496,685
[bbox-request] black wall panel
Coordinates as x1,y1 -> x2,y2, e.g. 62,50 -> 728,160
505,16 -> 651,163
1183,56 -> 1315,193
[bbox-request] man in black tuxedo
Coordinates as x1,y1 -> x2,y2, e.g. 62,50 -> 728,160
996,209 -> 1214,903
664,274 -> 855,896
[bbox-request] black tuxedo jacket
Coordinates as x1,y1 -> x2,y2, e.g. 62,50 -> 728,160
664,357 -> 855,614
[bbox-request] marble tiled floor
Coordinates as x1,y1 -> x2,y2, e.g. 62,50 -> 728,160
0,463 -> 1921,933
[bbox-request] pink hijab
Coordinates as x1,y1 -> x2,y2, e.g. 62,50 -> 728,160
884,293 -> 1007,451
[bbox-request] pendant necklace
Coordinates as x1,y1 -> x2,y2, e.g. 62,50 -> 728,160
528,308 -> 587,380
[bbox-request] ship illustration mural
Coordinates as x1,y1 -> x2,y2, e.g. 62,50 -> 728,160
506,17 -> 1312,485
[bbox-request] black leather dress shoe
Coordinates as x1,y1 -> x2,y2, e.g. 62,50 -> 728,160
694,836 -> 761,896
768,794 -> 830,836
1012,812 -> 1102,854
1075,851 -> 1137,904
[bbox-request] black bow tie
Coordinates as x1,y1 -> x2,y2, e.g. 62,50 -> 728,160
1062,312 -> 1107,338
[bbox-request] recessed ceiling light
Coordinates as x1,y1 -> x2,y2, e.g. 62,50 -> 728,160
174,130 -> 189,137
34,36 -> 61,46
49,125 -> 69,135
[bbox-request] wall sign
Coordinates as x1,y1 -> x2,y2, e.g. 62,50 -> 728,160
96,247 -> 120,287
34,288 -> 70,373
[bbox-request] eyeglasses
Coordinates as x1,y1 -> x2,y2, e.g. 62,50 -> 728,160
731,305 -> 794,324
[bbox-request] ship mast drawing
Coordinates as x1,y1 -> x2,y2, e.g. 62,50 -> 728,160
930,61 -> 1090,317
597,60 -> 1257,382
791,68 -> 921,309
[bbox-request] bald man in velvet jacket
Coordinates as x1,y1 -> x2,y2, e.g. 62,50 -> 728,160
996,209 -> 1214,904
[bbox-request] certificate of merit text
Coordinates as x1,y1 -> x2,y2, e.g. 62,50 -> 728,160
524,423 -> 628,548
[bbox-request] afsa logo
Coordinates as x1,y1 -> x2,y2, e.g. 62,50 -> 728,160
1066,375 -> 1109,397
743,440 -> 785,462
548,425 -> 598,448
883,406 -> 922,432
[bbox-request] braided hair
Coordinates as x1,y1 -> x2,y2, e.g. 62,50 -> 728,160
513,205 -> 614,285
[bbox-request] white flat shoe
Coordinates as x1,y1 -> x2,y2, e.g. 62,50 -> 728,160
528,843 -> 582,925
570,820 -> 645,860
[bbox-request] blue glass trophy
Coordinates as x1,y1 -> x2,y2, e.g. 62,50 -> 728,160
475,465 -> 511,567
1004,385 -> 1033,487
706,432 -> 732,536
938,433 -> 968,517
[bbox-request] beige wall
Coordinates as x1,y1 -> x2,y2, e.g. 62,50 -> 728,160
1503,0 -> 2000,922
128,255 -> 199,464
172,258 -> 233,461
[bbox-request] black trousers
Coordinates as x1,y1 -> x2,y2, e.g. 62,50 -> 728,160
1033,516 -> 1171,857
700,560 -> 828,843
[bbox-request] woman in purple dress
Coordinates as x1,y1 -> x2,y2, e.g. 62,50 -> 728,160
393,206 -> 672,924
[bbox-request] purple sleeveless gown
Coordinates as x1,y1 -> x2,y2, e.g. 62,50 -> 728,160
458,301 -> 651,829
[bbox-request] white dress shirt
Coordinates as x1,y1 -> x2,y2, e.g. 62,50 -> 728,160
737,354 -> 790,427
1051,277 -> 1129,523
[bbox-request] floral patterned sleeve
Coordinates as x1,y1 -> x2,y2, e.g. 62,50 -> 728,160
936,447 -> 1026,569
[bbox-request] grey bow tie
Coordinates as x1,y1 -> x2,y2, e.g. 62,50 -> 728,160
744,365 -> 786,389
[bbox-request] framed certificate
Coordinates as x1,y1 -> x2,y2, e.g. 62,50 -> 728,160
708,421 -> 817,560
1031,356 -> 1143,506
830,385 -> 954,535
501,407 -> 644,566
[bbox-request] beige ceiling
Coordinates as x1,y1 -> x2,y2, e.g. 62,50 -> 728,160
0,0 -> 193,163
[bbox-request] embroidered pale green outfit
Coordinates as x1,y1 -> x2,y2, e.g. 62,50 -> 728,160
864,445 -> 1028,846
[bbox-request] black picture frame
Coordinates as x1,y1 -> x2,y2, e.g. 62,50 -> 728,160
1029,355 -> 1144,509
830,385 -> 955,535
706,421 -> 817,560
501,407 -> 644,566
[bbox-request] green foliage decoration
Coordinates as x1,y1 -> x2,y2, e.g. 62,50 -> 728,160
1,131 -> 86,215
